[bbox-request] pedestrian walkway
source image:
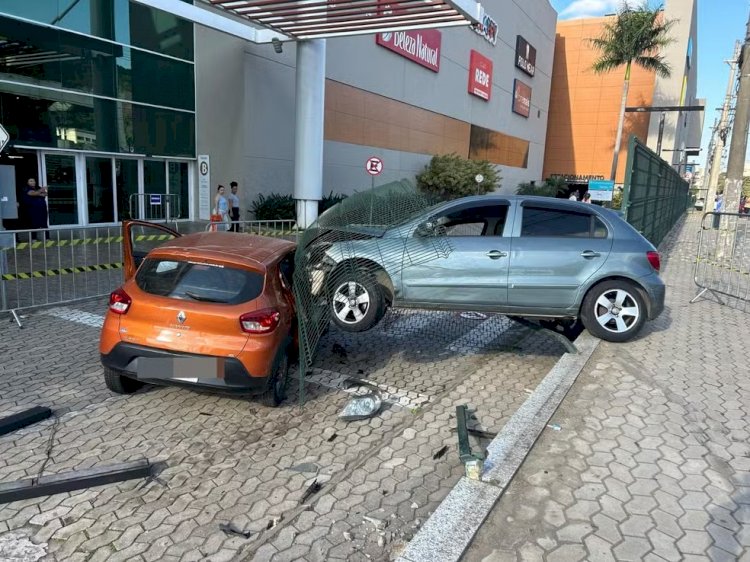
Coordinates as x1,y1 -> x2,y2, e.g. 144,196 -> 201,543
464,213 -> 750,561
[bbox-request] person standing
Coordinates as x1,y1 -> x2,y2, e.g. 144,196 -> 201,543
582,192 -> 592,204
229,181 -> 241,232
22,178 -> 49,240
568,192 -> 578,201
213,185 -> 230,231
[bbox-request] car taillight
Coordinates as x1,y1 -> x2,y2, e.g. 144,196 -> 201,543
240,309 -> 280,334
109,288 -> 132,314
647,251 -> 661,272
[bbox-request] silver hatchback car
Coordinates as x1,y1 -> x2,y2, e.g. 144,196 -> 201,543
316,195 -> 665,343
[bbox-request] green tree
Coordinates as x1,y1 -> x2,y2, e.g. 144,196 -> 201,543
516,177 -> 568,198
416,153 -> 500,200
590,2 -> 675,181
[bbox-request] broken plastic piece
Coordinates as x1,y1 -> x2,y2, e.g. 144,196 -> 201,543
547,423 -> 562,431
339,392 -> 382,421
219,522 -> 252,538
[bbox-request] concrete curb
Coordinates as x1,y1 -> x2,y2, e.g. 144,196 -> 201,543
396,331 -> 601,562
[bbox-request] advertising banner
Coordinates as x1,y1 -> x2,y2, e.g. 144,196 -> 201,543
512,79 -> 532,118
515,35 -> 536,77
376,29 -> 441,72
468,50 -> 493,101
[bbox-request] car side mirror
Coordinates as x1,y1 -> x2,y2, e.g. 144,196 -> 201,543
415,221 -> 436,237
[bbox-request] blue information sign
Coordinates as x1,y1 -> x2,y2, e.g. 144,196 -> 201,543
588,179 -> 614,202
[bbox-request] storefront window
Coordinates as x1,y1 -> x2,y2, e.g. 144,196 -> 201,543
86,157 -> 115,223
115,158 -> 139,221
168,161 -> 189,219
45,153 -> 78,226
0,17 -> 195,111
0,91 -> 195,157
1,0 -> 193,62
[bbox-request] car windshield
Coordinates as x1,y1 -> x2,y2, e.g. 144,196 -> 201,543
135,259 -> 264,305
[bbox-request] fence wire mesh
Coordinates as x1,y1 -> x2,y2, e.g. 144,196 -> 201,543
622,135 -> 691,247
692,212 -> 750,311
292,180 -> 454,398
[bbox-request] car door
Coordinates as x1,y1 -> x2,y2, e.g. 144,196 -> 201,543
507,202 -> 613,310
123,220 -> 181,281
400,200 -> 513,307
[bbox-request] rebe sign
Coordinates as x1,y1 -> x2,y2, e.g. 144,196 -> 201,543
468,50 -> 493,101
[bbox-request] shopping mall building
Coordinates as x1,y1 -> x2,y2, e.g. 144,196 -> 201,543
542,0 -> 703,189
0,0 -> 556,228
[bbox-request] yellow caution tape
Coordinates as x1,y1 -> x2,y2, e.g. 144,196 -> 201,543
1,262 -> 123,281
10,234 -> 174,250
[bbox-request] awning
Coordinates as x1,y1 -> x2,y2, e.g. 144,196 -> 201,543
131,0 -> 483,43
205,0 -> 482,40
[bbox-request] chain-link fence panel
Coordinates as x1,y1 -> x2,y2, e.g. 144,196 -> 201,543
293,180 -> 454,398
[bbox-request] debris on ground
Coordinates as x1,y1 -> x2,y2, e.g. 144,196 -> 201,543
266,515 -> 284,530
363,515 -> 387,530
300,479 -> 322,504
339,387 -> 382,421
219,523 -> 252,538
410,502 -> 418,509
343,531 -> 353,541
287,462 -> 319,474
433,445 -> 449,460
546,423 -> 562,431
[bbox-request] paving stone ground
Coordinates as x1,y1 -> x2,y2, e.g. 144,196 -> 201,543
463,213 -> 750,562
0,292 -> 564,561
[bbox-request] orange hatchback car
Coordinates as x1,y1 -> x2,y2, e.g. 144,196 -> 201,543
99,220 -> 297,406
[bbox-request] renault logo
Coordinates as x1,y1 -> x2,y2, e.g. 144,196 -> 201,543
177,311 -> 186,324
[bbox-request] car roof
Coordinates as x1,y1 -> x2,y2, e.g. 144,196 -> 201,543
150,232 -> 296,268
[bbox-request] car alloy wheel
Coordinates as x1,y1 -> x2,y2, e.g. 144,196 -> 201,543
593,288 -> 640,334
332,281 -> 371,325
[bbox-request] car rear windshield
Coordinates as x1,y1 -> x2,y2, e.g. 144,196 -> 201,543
135,259 -> 264,305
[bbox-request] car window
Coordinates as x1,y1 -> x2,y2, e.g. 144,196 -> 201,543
521,206 -> 605,238
136,258 -> 264,304
279,252 -> 295,289
432,204 -> 509,237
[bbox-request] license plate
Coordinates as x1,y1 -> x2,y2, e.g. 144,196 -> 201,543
137,357 -> 222,380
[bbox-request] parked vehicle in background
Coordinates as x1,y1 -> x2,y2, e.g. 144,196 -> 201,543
314,195 -> 665,343
99,221 -> 297,406
695,198 -> 705,211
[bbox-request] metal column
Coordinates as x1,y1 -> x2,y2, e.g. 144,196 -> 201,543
294,39 -> 326,229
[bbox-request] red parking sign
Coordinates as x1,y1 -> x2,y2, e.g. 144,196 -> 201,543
366,157 -> 383,176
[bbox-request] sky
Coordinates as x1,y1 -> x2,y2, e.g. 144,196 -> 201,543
550,0 -> 750,170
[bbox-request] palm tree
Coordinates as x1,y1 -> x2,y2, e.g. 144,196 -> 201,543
590,1 -> 675,181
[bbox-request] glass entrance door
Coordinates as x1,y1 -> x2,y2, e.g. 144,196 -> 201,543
86,157 -> 115,223
44,153 -> 78,226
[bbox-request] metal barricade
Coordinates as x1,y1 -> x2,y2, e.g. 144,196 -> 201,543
692,212 -> 750,306
0,226 -> 125,326
129,193 -> 181,222
205,219 -> 300,241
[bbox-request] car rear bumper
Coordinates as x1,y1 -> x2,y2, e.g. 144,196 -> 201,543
101,343 -> 269,394
640,272 -> 666,320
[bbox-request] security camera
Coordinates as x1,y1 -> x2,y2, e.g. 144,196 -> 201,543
272,37 -> 283,54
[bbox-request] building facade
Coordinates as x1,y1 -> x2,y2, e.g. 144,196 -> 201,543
542,0 -> 703,188
1,0 -> 557,227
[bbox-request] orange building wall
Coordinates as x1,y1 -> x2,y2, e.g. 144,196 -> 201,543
543,18 -> 657,184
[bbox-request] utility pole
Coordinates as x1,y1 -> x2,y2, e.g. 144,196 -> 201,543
724,16 -> 750,214
706,41 -> 741,209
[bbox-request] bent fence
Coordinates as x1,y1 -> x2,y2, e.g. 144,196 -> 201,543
621,135 -> 691,247
692,212 -> 750,308
0,219 -> 299,325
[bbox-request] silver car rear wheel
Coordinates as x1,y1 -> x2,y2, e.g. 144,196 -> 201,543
581,280 -> 647,343
594,289 -> 640,334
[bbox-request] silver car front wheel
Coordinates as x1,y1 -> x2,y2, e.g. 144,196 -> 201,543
594,289 -> 640,334
328,271 -> 387,333
333,281 -> 371,325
